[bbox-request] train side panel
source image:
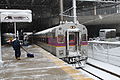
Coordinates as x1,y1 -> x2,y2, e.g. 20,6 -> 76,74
29,22 -> 88,59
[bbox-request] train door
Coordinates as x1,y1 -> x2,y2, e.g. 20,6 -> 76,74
66,30 -> 81,56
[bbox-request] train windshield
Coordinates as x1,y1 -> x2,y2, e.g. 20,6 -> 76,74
99,31 -> 105,37
106,31 -> 116,38
99,29 -> 116,40
69,33 -> 75,43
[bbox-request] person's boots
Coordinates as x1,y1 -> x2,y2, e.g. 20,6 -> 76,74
17,57 -> 21,60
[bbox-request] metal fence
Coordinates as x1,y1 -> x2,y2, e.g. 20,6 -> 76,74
88,41 -> 120,67
77,6 -> 119,16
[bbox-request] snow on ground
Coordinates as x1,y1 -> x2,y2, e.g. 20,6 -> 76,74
109,47 -> 120,56
88,58 -> 120,75
0,45 -> 74,80
81,58 -> 120,80
71,58 -> 120,80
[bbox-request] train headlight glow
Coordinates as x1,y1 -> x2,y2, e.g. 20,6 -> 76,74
70,26 -> 76,29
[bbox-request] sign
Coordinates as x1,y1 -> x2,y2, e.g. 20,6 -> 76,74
0,9 -> 32,22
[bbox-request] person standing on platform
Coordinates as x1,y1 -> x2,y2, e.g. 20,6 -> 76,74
11,37 -> 21,60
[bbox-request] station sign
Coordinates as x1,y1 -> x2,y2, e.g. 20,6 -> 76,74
0,9 -> 32,22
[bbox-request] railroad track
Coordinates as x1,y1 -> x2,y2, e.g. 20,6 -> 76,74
76,64 -> 104,80
76,62 -> 120,80
35,45 -> 120,80
86,63 -> 120,78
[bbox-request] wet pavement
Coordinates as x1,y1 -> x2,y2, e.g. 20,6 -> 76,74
0,45 -> 93,80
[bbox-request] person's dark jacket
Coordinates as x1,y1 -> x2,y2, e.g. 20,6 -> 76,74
12,39 -> 21,50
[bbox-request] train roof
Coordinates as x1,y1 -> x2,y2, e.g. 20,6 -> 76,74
35,25 -> 59,35
100,29 -> 116,32
35,22 -> 85,35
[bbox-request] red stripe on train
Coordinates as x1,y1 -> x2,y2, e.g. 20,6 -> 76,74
80,41 -> 88,45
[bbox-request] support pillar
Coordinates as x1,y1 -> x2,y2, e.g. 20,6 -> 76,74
0,24 -> 3,67
14,22 -> 17,38
94,6 -> 96,15
73,0 -> 77,24
60,0 -> 64,23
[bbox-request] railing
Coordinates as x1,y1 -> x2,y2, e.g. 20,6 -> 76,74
77,0 -> 120,16
77,6 -> 119,16
78,0 -> 118,2
88,41 -> 120,67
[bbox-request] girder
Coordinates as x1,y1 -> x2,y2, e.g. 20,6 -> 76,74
0,0 -> 120,33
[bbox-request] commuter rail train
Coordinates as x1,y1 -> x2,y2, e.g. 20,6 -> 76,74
2,33 -> 15,44
29,22 -> 88,66
99,29 -> 116,41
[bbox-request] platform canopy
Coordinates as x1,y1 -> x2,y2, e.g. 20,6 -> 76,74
0,9 -> 32,67
0,9 -> 32,22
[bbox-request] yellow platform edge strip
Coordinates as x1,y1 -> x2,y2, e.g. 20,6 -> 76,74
43,50 -> 94,80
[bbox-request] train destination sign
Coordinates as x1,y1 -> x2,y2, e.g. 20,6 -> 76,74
0,9 -> 32,22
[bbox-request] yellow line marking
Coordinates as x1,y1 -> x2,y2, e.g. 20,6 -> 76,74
76,78 -> 94,80
41,48 -> 94,80
71,75 -> 84,79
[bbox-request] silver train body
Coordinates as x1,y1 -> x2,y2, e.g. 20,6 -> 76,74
99,29 -> 116,41
29,22 -> 88,65
2,33 -> 15,44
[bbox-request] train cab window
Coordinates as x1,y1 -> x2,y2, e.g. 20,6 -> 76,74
106,31 -> 116,38
57,35 -> 64,43
82,34 -> 87,41
69,33 -> 75,43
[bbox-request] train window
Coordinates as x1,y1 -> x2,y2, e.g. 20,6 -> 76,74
69,33 -> 75,43
52,32 -> 55,39
57,35 -> 64,43
46,38 -> 48,44
106,31 -> 116,38
82,34 -> 87,41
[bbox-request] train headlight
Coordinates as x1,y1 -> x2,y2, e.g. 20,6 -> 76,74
70,26 -> 76,29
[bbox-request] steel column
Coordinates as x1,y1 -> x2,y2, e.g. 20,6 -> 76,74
73,0 -> 77,24
60,0 -> 64,22
0,23 -> 3,67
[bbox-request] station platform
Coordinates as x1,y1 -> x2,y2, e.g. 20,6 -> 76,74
0,45 -> 93,80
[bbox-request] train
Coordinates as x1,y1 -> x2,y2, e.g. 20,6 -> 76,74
28,22 -> 88,66
99,29 -> 116,41
2,33 -> 15,44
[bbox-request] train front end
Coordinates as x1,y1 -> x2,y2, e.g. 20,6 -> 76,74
56,23 -> 88,67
